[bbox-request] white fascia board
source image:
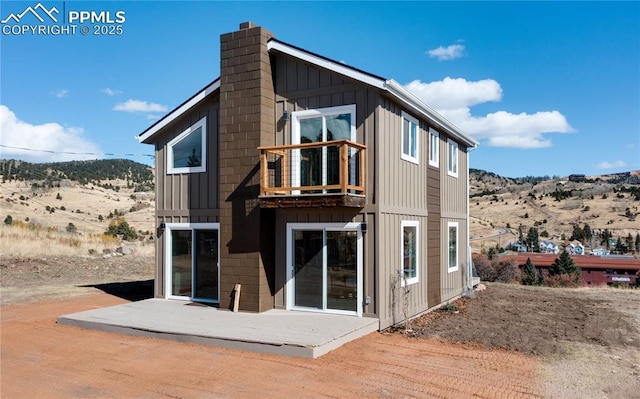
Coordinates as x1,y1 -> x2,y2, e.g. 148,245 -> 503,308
384,80 -> 478,149
267,41 -> 386,90
137,79 -> 220,144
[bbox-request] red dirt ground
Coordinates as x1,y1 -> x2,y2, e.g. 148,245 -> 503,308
1,292 -> 541,398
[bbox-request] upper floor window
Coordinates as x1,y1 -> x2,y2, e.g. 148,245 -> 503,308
401,111 -> 419,164
448,221 -> 459,273
429,128 -> 439,167
447,139 -> 458,178
401,220 -> 419,285
167,117 -> 207,174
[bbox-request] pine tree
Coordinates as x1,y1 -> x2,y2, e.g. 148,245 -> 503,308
549,250 -> 581,281
522,258 -> 537,285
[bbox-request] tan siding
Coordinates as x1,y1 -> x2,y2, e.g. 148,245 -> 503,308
377,213 -> 429,330
377,99 -> 428,211
440,216 -> 469,302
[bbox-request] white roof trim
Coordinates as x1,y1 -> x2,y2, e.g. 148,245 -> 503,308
267,40 -> 477,149
267,40 -> 386,90
137,79 -> 220,143
384,80 -> 478,148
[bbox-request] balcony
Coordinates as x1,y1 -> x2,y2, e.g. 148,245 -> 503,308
259,140 -> 366,208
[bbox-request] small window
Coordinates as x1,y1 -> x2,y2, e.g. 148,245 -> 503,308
448,222 -> 459,273
401,220 -> 419,285
429,128 -> 439,167
447,139 -> 458,177
401,111 -> 419,164
167,117 -> 206,174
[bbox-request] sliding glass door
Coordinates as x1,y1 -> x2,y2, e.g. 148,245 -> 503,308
288,223 -> 362,316
166,223 -> 219,303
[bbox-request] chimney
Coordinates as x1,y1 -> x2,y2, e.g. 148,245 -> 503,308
218,22 -> 276,312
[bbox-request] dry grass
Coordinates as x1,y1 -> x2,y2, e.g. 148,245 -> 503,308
0,223 -> 154,258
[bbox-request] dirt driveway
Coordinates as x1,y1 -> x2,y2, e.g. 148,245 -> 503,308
1,256 -> 639,398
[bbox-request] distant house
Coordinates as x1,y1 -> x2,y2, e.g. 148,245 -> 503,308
510,242 -> 528,252
568,241 -> 585,255
136,22 -> 478,330
568,174 -> 586,182
540,240 -> 559,254
590,248 -> 610,256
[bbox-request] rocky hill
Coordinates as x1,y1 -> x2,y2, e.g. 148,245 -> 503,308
469,169 -> 640,253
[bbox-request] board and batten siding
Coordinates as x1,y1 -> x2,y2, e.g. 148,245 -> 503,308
440,140 -> 470,302
375,99 -> 433,329
271,52 -> 380,317
153,95 -> 220,297
377,213 -> 429,329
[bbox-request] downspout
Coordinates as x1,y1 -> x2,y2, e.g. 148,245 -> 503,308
465,144 -> 479,293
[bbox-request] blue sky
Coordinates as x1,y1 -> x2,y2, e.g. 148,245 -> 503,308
1,1 -> 638,178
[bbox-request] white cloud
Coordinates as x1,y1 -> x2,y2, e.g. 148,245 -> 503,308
427,44 -> 465,61
596,160 -> 626,169
405,78 -> 573,149
0,105 -> 101,162
101,88 -> 123,96
113,99 -> 168,116
52,89 -> 69,98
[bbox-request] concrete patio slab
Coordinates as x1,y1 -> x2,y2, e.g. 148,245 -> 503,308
57,299 -> 379,358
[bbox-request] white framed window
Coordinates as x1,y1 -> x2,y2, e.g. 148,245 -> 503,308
429,128 -> 439,167
401,111 -> 419,164
447,139 -> 458,178
448,221 -> 459,273
167,116 -> 206,174
401,220 -> 419,285
291,105 -> 356,192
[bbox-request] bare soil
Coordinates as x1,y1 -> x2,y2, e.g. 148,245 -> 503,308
1,256 -> 639,398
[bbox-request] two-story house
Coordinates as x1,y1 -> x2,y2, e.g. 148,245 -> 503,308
137,22 -> 478,329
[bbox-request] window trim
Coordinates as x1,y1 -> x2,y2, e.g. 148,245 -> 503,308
448,221 -> 459,273
163,222 -> 220,302
401,111 -> 419,164
447,138 -> 458,178
167,116 -> 207,174
429,127 -> 439,167
401,220 -> 419,286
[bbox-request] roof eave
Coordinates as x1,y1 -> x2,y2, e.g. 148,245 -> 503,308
267,40 -> 478,149
136,78 -> 220,144
384,80 -> 478,149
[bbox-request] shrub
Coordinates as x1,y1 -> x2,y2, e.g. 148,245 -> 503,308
4,215 -> 13,225
546,274 -> 582,288
66,223 -> 77,234
104,218 -> 138,241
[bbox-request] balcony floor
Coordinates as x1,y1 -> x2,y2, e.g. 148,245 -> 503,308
260,193 -> 365,208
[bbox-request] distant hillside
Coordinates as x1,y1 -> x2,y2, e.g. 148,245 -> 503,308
469,169 -> 640,253
0,159 -> 154,191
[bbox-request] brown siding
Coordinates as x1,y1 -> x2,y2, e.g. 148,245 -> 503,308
270,53 -> 380,316
427,166 -> 441,307
152,95 -> 220,298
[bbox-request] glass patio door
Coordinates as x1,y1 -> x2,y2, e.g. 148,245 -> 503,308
167,224 -> 219,303
292,105 -> 356,193
288,223 -> 362,315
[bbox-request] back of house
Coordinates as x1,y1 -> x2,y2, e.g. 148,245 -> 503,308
137,22 -> 478,330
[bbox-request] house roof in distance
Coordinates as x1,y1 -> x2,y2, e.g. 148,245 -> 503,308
138,29 -> 478,149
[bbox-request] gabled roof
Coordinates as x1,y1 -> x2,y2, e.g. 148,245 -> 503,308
137,38 -> 478,149
137,79 -> 220,144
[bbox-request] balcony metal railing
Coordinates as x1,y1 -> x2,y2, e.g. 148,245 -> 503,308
259,140 -> 366,197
